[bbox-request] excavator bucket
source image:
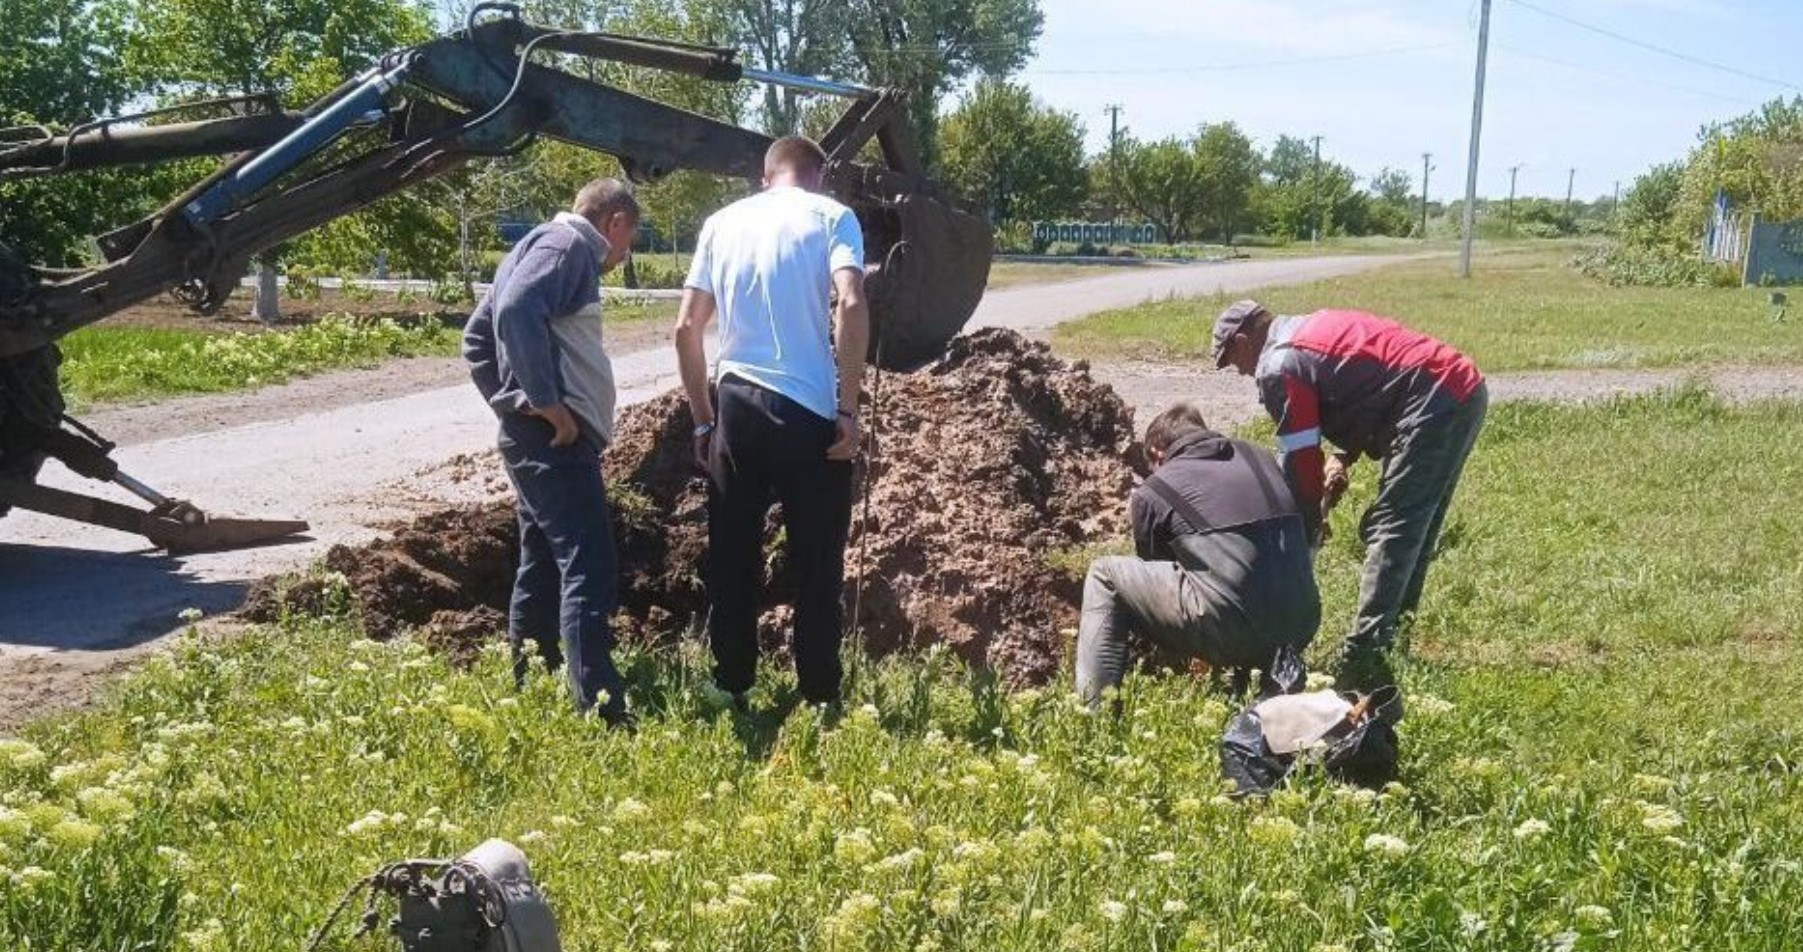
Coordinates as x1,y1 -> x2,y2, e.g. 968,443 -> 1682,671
863,194 -> 995,372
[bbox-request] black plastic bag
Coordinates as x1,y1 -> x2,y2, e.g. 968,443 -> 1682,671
1219,655 -> 1401,797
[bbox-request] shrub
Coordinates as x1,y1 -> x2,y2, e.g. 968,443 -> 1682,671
1572,244 -> 1740,288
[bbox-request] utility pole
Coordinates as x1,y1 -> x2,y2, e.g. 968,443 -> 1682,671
1459,0 -> 1492,277
1507,164 -> 1521,237
1420,152 -> 1434,239
1564,167 -> 1576,219
1311,134 -> 1323,244
1105,104 -> 1123,242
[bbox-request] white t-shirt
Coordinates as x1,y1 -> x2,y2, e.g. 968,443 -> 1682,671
684,185 -> 865,420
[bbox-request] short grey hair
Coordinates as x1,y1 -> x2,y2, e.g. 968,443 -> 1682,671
572,178 -> 640,223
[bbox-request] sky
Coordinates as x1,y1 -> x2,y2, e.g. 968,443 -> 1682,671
1007,0 -> 1803,202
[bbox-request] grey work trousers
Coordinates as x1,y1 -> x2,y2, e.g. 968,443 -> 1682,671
1075,556 -> 1297,706
1344,381 -> 1489,661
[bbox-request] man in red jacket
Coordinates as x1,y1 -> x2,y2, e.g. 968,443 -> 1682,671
1213,300 -> 1487,693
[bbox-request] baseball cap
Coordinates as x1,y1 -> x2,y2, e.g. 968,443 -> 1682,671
1211,300 -> 1270,368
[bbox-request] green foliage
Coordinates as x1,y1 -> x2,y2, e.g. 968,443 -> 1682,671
1572,244 -> 1739,289
123,0 -> 434,101
848,0 -> 1044,168
1055,250 -> 1803,371
1108,137 -> 1202,243
0,0 -> 131,123
283,269 -> 321,301
1618,162 -> 1689,253
1676,96 -> 1803,235
57,316 -> 457,405
5,392 -> 1803,949
428,279 -> 474,307
0,0 -> 175,265
939,79 -> 1088,223
606,257 -> 689,290
1619,97 -> 1803,255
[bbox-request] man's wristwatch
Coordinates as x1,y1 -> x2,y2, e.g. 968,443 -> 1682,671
693,421 -> 715,437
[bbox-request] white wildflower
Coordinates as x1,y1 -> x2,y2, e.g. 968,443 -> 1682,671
1513,818 -> 1551,840
1363,833 -> 1411,858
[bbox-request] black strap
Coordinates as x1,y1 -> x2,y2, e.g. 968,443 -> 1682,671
1143,472 -> 1214,535
1232,439 -> 1290,515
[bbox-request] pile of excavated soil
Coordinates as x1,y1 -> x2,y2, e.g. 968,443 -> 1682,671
243,329 -> 1144,684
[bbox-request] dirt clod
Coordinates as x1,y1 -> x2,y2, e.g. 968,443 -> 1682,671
242,329 -> 1141,684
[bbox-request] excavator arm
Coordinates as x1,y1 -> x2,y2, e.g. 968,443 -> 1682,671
0,4 -> 992,553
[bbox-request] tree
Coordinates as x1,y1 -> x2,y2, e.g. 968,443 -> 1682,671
1113,137 -> 1205,243
1364,166 -> 1417,237
125,0 -> 435,102
724,0 -> 848,135
1369,167 -> 1414,207
843,0 -> 1043,169
1620,161 -> 1687,253
1191,123 -> 1259,242
938,79 -> 1086,224
121,0 -> 442,314
0,0 -> 170,266
1266,134 -> 1314,186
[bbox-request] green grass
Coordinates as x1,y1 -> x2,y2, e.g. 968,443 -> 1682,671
59,301 -> 676,408
1054,250 -> 1803,371
58,317 -> 461,407
3,393 -> 1801,951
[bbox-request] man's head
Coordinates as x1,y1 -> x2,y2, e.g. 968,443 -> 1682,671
1211,299 -> 1274,377
763,135 -> 828,191
573,178 -> 640,272
1144,402 -> 1210,467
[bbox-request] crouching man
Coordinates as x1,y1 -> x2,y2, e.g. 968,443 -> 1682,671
463,178 -> 639,726
1076,403 -> 1321,706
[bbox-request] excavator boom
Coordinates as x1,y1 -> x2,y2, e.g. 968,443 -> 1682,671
0,4 -> 993,553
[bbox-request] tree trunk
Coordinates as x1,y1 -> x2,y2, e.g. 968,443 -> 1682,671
251,260 -> 280,325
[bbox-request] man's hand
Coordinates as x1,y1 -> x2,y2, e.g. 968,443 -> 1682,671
531,403 -> 580,448
827,413 -> 861,461
1322,454 -> 1352,511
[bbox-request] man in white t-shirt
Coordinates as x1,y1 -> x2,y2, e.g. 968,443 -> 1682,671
674,135 -> 869,710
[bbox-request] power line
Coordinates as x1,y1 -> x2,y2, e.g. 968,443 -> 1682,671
1504,0 -> 1801,91
1018,42 -> 1459,76
1494,42 -> 1765,107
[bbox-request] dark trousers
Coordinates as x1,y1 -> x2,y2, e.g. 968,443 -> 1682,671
1075,556 -> 1314,707
1345,382 -> 1489,661
498,414 -> 625,717
706,375 -> 854,703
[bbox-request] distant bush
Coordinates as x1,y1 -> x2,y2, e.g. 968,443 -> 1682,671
993,221 -> 1035,254
1572,244 -> 1740,288
606,260 -> 685,290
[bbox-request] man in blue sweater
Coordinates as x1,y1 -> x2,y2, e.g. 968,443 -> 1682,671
463,179 -> 639,725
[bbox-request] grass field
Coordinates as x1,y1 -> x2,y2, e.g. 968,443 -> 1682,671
4,391 -> 1800,951
57,301 -> 676,407
1053,251 -> 1803,372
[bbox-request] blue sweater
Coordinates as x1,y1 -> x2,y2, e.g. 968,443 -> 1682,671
463,213 -> 616,447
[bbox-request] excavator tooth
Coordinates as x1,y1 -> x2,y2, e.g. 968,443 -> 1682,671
144,514 -> 312,555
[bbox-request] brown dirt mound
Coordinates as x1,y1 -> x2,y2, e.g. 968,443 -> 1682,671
243,328 -> 1142,684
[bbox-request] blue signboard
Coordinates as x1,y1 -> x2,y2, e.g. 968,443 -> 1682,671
1744,218 -> 1803,286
